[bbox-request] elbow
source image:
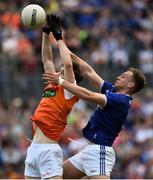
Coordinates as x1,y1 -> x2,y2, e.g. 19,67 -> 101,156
42,57 -> 45,63
41,53 -> 47,62
82,65 -> 93,75
64,62 -> 73,69
80,94 -> 92,101
83,71 -> 91,77
82,97 -> 96,103
42,57 -> 48,64
42,58 -> 52,67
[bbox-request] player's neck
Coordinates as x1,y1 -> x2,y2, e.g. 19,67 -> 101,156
116,89 -> 131,96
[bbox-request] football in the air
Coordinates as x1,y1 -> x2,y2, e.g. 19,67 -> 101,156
21,4 -> 46,28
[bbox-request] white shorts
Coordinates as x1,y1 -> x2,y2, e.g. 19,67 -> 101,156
24,143 -> 63,179
69,144 -> 115,177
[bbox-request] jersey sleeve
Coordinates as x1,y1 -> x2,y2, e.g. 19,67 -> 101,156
105,92 -> 125,108
100,81 -> 114,94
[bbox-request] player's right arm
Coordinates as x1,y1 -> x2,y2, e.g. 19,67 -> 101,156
70,52 -> 104,90
41,32 -> 55,73
58,40 -> 75,83
42,15 -> 56,73
43,73 -> 106,107
50,15 -> 75,83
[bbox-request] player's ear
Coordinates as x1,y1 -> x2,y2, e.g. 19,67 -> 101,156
128,81 -> 135,89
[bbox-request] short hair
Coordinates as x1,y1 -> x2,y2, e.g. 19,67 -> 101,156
72,61 -> 83,84
128,68 -> 147,94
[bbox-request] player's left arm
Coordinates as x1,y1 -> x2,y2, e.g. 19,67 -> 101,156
41,32 -> 55,73
62,80 -> 106,106
50,15 -> 75,83
43,73 -> 106,106
70,51 -> 104,90
57,40 -> 75,83
42,15 -> 56,73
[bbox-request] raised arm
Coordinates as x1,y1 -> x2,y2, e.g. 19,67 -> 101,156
43,72 -> 106,107
60,78 -> 106,106
70,52 -> 104,90
57,40 -> 75,83
41,32 -> 55,73
42,15 -> 56,73
49,15 -> 75,83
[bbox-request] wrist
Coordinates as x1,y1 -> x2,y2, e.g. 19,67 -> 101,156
42,25 -> 50,34
52,29 -> 62,40
57,39 -> 63,42
55,36 -> 62,41
58,76 -> 64,85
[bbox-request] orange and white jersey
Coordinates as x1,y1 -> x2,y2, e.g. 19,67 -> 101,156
31,83 -> 79,142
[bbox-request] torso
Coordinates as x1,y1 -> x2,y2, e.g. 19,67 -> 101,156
33,125 -> 57,144
31,84 -> 79,143
83,81 -> 132,146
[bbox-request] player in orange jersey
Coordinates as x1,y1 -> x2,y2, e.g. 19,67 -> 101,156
24,15 -> 83,180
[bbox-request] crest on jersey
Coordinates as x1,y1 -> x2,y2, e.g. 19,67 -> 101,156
42,89 -> 56,97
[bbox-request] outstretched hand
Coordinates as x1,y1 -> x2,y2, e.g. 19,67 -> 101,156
42,14 -> 52,34
50,14 -> 61,30
43,72 -> 60,85
43,14 -> 63,40
50,14 -> 62,40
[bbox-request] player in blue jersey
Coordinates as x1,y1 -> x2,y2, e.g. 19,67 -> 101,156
42,31 -> 146,180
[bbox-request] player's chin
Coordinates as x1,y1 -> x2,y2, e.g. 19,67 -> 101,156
114,82 -> 119,89
114,82 -> 118,87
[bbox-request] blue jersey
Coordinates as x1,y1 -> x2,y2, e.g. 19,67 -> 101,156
83,81 -> 133,146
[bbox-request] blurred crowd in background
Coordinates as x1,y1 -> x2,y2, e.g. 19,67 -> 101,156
0,0 -> 153,179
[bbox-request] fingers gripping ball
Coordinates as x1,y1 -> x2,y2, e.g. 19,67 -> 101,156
21,4 -> 46,29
